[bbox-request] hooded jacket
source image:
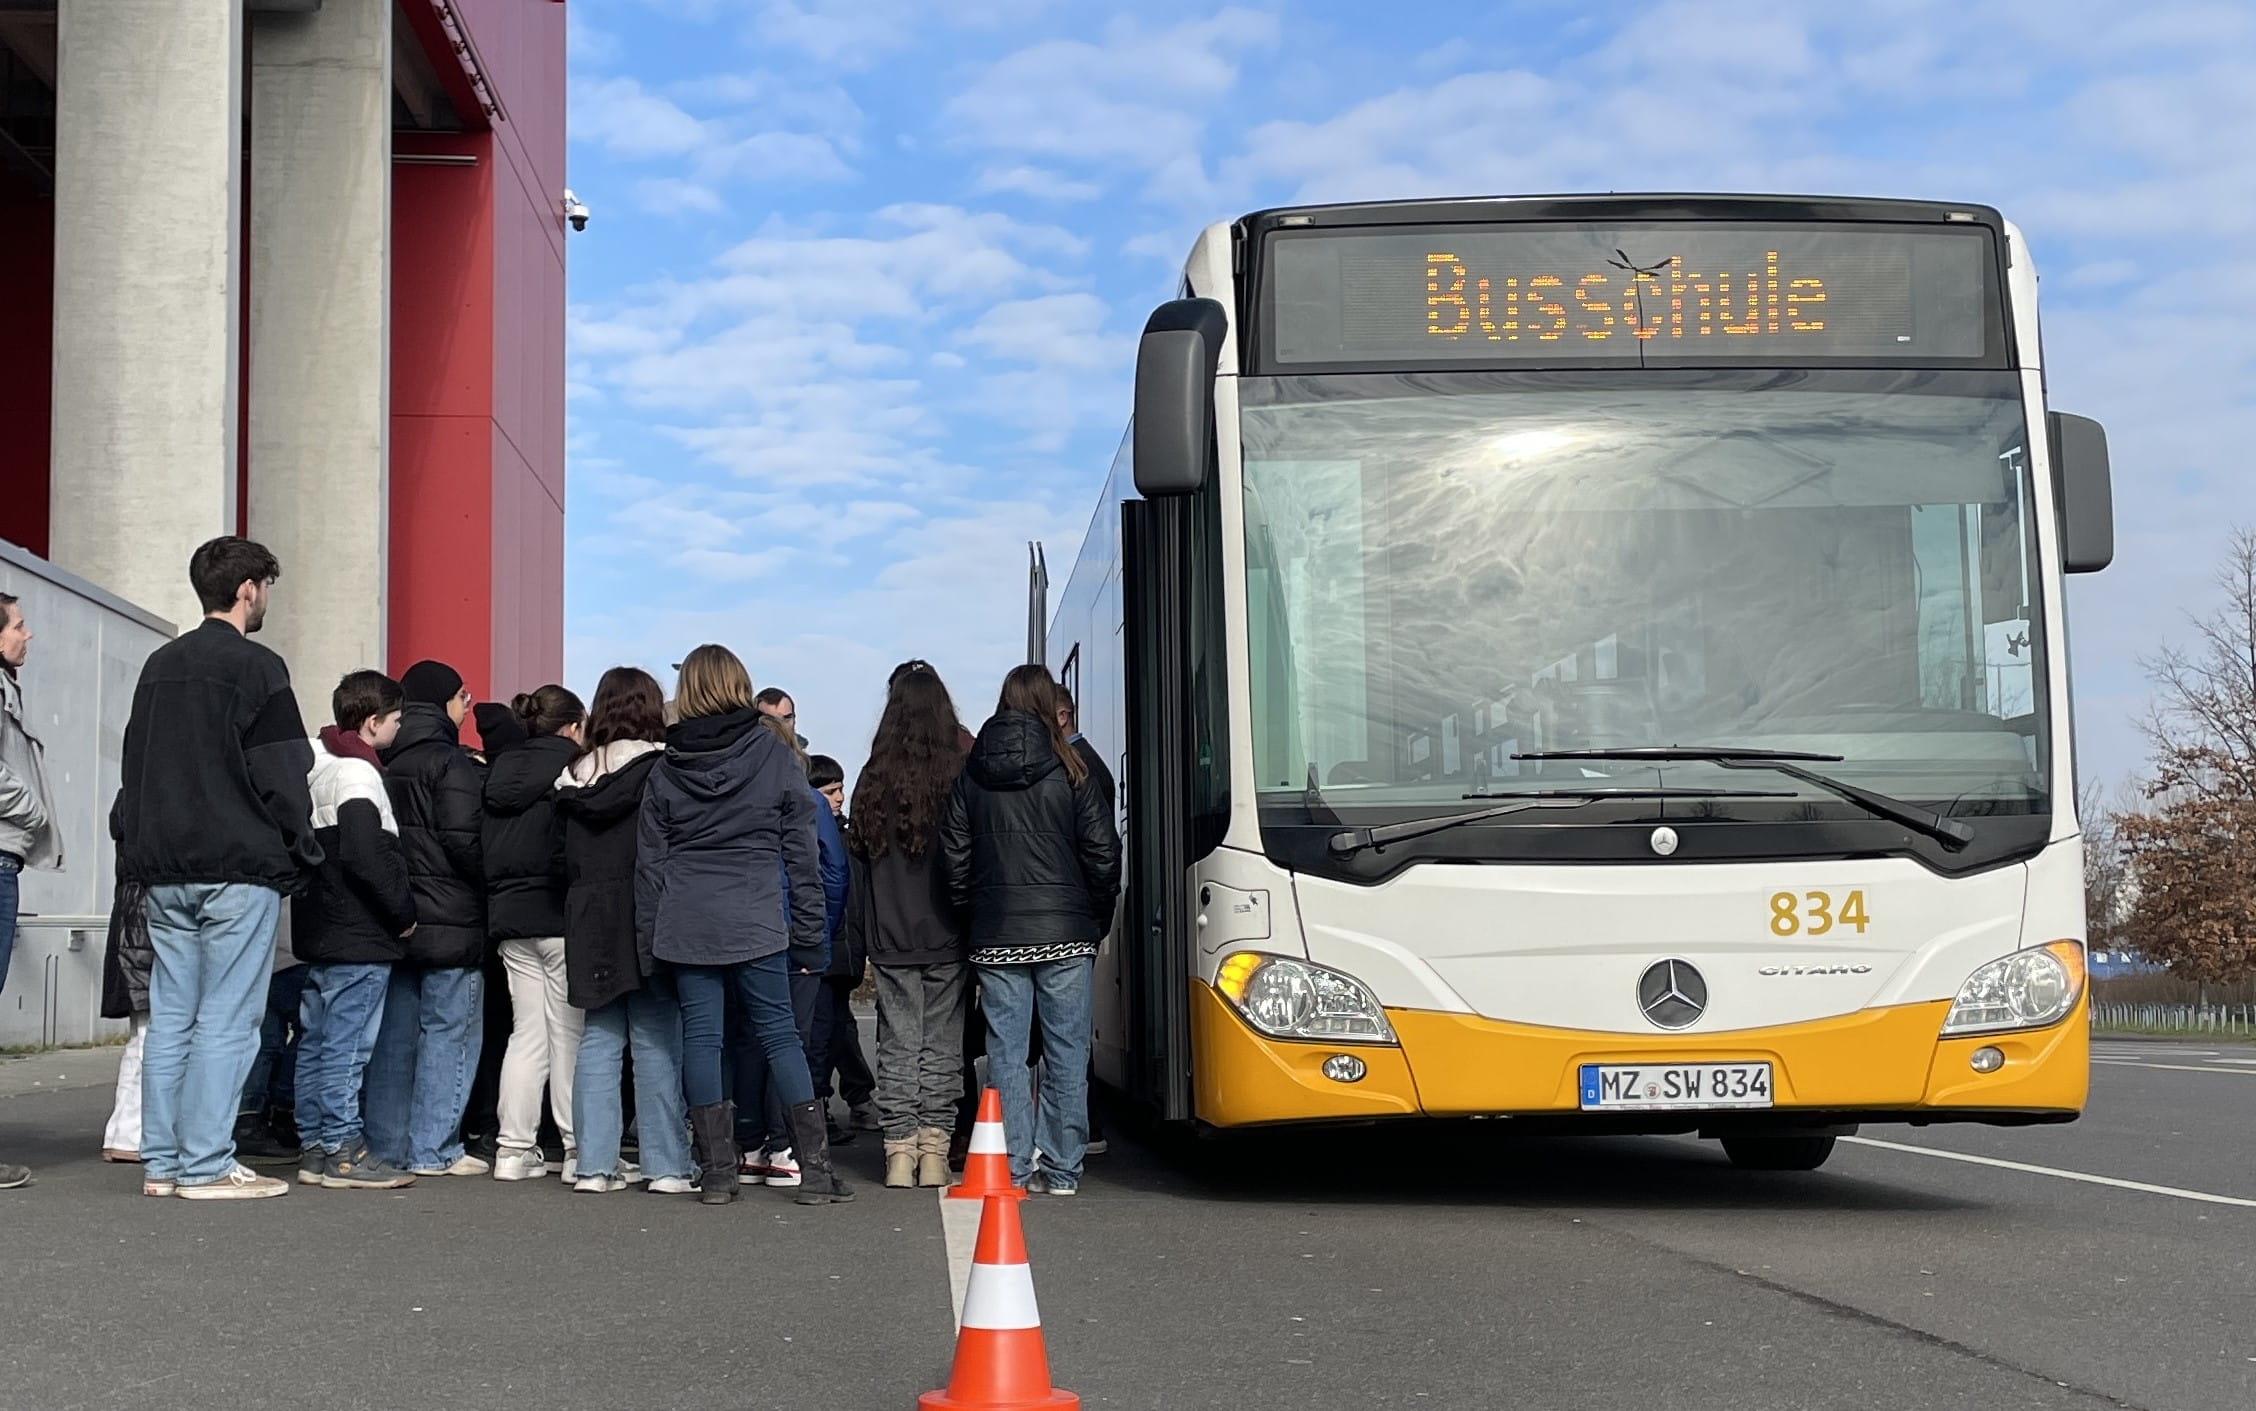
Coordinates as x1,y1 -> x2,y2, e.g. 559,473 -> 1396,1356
636,708 -> 823,968
940,710 -> 1122,951
382,702 -> 486,967
481,732 -> 577,941
556,739 -> 664,1010
115,619 -> 320,891
293,727 -> 417,964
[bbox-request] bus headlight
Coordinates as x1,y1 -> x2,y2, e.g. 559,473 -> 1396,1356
1940,941 -> 2085,1036
1215,953 -> 1396,1044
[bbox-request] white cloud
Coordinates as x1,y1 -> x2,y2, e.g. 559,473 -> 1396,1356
944,8 -> 1280,170
959,293 -> 1120,368
631,177 -> 726,216
746,0 -> 1065,70
574,76 -> 714,160
674,547 -> 793,583
567,8 -> 622,69
702,130 -> 857,185
571,73 -> 860,198
973,166 -> 1105,203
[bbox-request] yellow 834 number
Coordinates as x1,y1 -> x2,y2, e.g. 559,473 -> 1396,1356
1768,890 -> 1870,937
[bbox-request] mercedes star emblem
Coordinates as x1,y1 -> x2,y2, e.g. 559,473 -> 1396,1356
1649,826 -> 1679,857
1637,959 -> 1707,1030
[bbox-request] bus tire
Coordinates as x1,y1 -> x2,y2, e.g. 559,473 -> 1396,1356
1720,1133 -> 1837,1172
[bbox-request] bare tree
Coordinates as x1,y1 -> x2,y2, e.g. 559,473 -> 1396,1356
2118,529 -> 2256,983
2079,780 -> 2131,954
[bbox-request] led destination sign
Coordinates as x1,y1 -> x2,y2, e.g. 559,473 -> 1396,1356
1264,223 -> 1998,368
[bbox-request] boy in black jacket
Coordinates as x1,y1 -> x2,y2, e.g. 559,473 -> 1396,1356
292,671 -> 419,1190
364,660 -> 491,1177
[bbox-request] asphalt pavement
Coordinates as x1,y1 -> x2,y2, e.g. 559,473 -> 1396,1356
2,1034 -> 2250,1411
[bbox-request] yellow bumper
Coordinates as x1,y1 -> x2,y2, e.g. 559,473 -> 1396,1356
1190,981 -> 2087,1128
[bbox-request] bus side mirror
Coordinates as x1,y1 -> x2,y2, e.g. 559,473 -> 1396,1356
1133,298 -> 1229,498
2048,412 -> 2113,574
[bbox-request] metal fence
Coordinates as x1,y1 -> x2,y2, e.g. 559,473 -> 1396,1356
2091,1002 -> 2256,1037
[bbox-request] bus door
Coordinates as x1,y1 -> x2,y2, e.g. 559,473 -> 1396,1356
1120,494 -> 1197,1121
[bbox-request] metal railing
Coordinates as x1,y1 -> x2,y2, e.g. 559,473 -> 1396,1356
2091,1001 -> 2256,1037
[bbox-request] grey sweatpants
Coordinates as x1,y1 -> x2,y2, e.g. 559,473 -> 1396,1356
872,961 -> 967,1141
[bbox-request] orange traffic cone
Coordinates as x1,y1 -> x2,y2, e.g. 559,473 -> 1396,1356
920,1192 -> 1079,1410
949,1087 -> 1024,1201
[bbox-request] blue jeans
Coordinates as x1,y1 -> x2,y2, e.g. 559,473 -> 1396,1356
575,973 -> 691,1181
678,953 -> 812,1110
140,883 -> 284,1184
732,968 -> 822,1149
241,963 -> 307,1116
293,962 -> 391,1152
363,965 -> 484,1170
976,955 -> 1094,1185
0,853 -> 20,996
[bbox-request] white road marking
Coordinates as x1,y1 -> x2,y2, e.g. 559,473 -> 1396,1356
2094,1059 -> 2256,1077
941,1189 -> 981,1329
1842,1136 -> 2256,1208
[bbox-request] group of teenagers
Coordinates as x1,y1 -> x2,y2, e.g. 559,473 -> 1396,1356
87,534 -> 1123,1203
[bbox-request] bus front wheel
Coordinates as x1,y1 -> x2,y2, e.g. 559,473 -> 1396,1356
1720,1133 -> 1837,1171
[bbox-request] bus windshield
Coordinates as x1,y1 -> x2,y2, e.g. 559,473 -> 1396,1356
1240,369 -> 2049,825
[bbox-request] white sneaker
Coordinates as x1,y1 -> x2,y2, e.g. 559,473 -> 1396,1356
412,1154 -> 492,1177
647,1175 -> 698,1195
574,1173 -> 629,1193
175,1163 -> 290,1200
560,1149 -> 579,1183
739,1146 -> 773,1178
142,1176 -> 178,1197
765,1147 -> 802,1187
492,1148 -> 550,1182
620,1161 -> 646,1184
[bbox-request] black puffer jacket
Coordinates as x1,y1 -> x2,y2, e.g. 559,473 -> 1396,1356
481,733 -> 576,941
941,710 -> 1121,950
636,709 -> 823,969
382,703 -> 486,968
557,741 -> 664,1010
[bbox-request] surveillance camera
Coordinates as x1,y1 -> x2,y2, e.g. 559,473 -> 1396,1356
563,189 -> 590,233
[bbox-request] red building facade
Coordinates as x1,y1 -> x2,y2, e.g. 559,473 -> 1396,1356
0,0 -> 565,718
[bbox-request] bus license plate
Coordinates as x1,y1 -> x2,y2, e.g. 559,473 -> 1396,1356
1578,1062 -> 1773,1110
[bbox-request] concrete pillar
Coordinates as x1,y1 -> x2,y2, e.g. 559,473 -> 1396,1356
247,0 -> 390,708
47,0 -> 246,633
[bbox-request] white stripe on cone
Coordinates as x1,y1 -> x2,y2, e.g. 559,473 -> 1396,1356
969,1121 -> 1008,1156
959,1261 -> 1041,1331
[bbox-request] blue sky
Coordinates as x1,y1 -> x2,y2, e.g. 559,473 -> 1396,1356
562,0 -> 2256,790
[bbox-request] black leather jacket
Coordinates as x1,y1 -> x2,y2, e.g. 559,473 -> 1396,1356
941,711 -> 1121,951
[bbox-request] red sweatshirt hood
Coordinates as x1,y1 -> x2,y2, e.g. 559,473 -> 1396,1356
320,725 -> 384,771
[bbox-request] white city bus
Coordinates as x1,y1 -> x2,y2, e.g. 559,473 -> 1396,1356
1045,194 -> 2114,1169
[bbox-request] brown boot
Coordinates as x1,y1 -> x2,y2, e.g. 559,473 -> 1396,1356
915,1126 -> 953,1188
883,1137 -> 916,1189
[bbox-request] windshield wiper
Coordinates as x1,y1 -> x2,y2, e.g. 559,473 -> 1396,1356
1513,746 -> 1976,851
1327,786 -> 1793,859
